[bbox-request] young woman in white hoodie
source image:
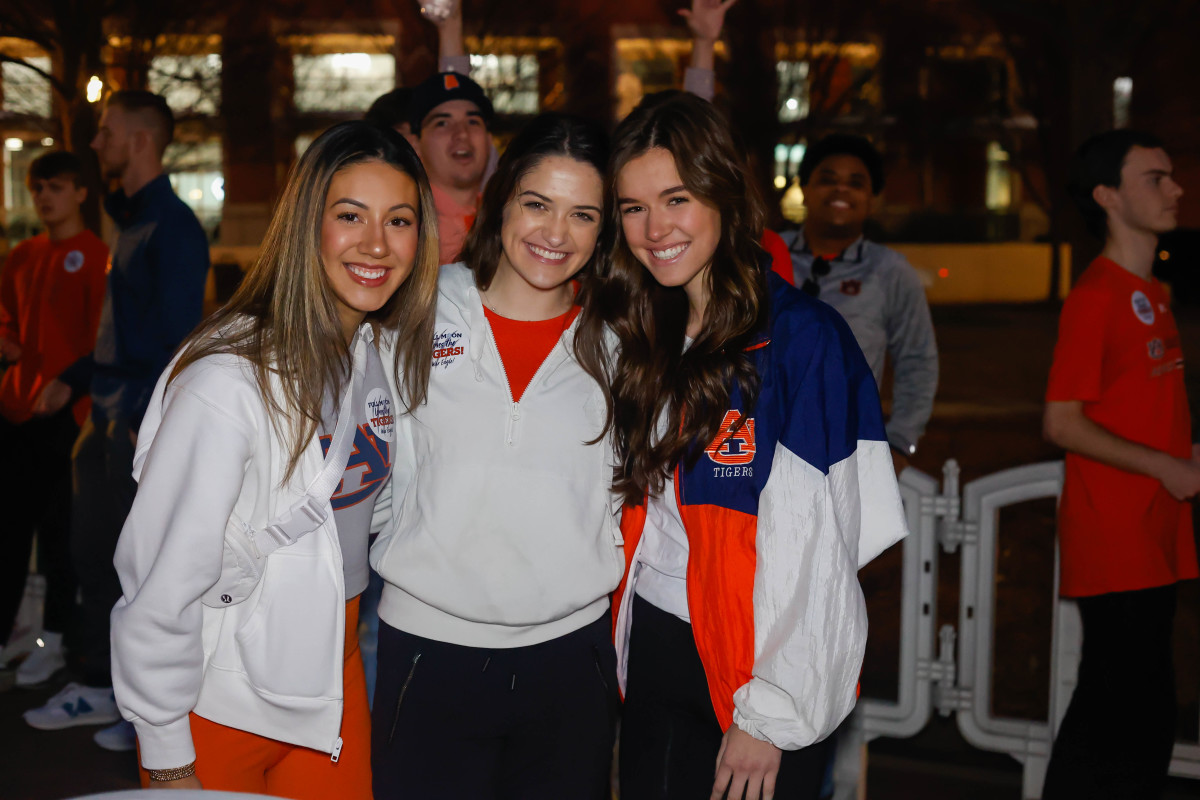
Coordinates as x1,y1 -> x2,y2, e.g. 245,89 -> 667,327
108,121 -> 439,798
369,113 -> 624,799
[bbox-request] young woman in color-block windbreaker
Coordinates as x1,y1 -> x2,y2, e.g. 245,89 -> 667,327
593,90 -> 908,800
108,121 -> 439,798
368,114 -> 625,799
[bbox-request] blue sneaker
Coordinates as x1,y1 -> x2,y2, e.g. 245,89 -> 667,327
23,682 -> 121,730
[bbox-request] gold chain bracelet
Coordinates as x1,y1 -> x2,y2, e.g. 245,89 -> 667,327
148,761 -> 196,782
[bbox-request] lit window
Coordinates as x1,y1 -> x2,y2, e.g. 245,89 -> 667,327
3,139 -> 51,246
149,54 -> 222,116
777,61 -> 810,122
985,141 -> 1012,211
166,139 -> 223,239
774,42 -> 881,123
293,53 -> 395,113
1,57 -> 52,117
468,53 -> 539,115
613,37 -> 726,121
1113,76 -> 1132,129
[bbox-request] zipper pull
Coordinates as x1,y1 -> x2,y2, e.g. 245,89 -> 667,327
506,402 -> 520,446
247,524 -> 263,559
330,736 -> 343,763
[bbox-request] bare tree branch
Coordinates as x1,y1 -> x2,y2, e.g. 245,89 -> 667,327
0,52 -> 69,97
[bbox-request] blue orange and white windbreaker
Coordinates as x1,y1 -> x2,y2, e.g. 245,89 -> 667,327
612,273 -> 908,750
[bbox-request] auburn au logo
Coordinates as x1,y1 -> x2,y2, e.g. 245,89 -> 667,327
705,410 -> 756,465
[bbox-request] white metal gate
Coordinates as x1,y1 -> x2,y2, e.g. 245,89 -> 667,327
856,460 -> 1200,798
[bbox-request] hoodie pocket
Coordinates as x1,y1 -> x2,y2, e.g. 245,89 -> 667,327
234,551 -> 341,698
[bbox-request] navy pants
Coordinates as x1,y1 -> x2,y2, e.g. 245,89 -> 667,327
70,416 -> 137,687
620,595 -> 831,800
371,612 -> 618,800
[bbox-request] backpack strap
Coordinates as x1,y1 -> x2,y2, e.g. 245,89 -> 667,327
254,334 -> 367,557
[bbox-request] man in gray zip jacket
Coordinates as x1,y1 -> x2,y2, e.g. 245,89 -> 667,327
780,134 -> 938,475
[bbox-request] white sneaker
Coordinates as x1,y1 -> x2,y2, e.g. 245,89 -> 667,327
15,633 -> 65,687
23,682 -> 121,730
94,719 -> 137,752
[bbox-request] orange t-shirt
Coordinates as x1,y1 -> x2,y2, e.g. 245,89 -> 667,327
431,184 -> 479,266
1046,256 -> 1199,597
0,230 -> 109,425
483,305 -> 581,402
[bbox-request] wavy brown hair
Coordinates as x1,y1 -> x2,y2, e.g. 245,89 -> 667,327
170,121 -> 440,483
589,91 -> 768,505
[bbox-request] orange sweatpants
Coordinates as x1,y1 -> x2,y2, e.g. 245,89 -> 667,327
139,596 -> 372,800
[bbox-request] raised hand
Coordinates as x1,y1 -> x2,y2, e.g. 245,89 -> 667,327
680,0 -> 740,44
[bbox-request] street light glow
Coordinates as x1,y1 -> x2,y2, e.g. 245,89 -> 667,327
4,138 -> 23,151
86,75 -> 104,103
41,137 -> 54,147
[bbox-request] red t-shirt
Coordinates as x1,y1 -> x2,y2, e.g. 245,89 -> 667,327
483,305 -> 581,402
0,230 -> 109,425
1046,256 -> 1199,597
762,229 -> 793,284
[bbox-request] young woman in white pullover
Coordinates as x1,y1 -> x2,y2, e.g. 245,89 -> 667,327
370,113 -> 624,798
108,121 -> 439,797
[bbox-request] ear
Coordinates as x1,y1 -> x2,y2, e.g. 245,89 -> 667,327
1092,183 -> 1119,214
132,128 -> 152,156
74,184 -> 88,205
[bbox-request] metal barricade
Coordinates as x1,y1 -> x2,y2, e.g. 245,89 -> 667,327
855,459 -> 1200,798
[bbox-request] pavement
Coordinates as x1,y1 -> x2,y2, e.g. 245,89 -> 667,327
3,302 -> 1200,799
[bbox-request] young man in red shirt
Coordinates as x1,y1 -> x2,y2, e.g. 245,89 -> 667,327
0,151 -> 108,686
1043,129 -> 1197,798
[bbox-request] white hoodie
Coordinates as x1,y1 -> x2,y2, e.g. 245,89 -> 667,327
110,323 -> 393,770
371,263 -> 624,648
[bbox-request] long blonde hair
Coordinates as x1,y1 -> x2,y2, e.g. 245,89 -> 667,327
172,121 -> 439,481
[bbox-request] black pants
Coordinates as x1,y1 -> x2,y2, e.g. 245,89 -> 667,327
1042,583 -> 1178,799
371,613 -> 618,800
0,409 -> 79,644
620,595 -> 830,800
70,416 -> 137,687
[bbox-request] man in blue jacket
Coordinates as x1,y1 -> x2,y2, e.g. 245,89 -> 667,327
24,91 -> 210,753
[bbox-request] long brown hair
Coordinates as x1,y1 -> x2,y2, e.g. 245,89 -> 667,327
460,112 -> 615,400
171,121 -> 440,482
460,113 -> 609,290
595,91 -> 768,504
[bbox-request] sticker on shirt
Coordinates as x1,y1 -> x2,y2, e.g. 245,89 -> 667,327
705,410 -> 756,477
63,250 -> 85,273
432,325 -> 467,373
365,387 -> 395,442
1131,291 -> 1155,325
1147,338 -> 1165,360
840,279 -> 862,296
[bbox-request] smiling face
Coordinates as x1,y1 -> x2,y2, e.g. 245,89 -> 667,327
320,160 -> 421,341
1099,145 -> 1184,237
491,154 -> 603,313
616,147 -> 722,309
802,153 -> 874,239
417,99 -> 490,192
